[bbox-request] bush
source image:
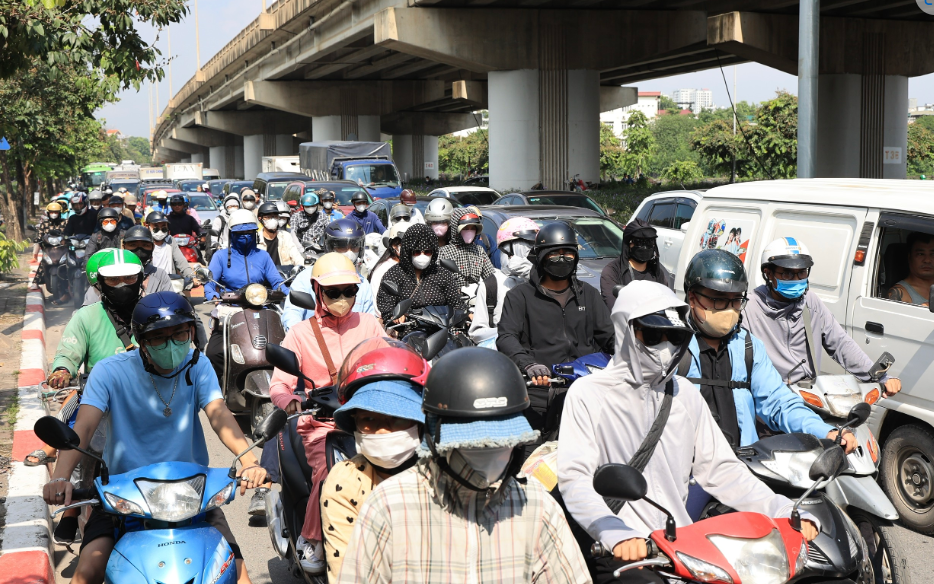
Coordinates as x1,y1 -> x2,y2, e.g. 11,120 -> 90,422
0,232 -> 30,274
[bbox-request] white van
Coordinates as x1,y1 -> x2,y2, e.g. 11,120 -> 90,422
674,178 -> 934,533
629,190 -> 703,274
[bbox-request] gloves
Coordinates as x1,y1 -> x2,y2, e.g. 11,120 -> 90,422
525,363 -> 551,380
47,368 -> 72,390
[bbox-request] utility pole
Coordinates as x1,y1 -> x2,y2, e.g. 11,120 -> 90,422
148,81 -> 154,139
731,65 -> 737,183
797,0 -> 819,178
168,26 -> 174,98
194,0 -> 202,69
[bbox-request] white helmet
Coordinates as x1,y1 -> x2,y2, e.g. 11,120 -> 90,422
229,209 -> 259,232
383,219 -> 412,249
424,197 -> 454,223
760,237 -> 814,270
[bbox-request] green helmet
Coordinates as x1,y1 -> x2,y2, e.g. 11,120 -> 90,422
683,249 -> 747,294
86,248 -> 143,286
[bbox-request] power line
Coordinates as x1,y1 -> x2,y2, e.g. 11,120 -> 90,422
714,49 -> 774,180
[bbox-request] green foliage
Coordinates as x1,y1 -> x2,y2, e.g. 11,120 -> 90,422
647,113 -> 700,176
621,111 -> 655,176
438,130 -> 489,178
599,123 -> 624,179
908,121 -> 934,176
0,0 -> 188,89
658,95 -> 679,113
0,232 -> 29,273
663,160 -> 703,188
96,133 -> 152,166
125,136 -> 152,165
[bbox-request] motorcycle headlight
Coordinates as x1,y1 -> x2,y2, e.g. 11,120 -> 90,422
47,236 -> 63,246
760,448 -> 822,489
135,475 -> 205,522
104,492 -> 146,516
824,393 -> 863,418
205,482 -> 235,511
709,529 -> 790,584
676,552 -> 733,583
795,539 -> 807,576
244,283 -> 268,307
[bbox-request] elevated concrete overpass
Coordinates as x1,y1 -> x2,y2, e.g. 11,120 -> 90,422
153,0 -> 934,188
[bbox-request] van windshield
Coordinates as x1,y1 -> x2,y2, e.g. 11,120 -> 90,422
344,164 -> 400,189
265,181 -> 291,201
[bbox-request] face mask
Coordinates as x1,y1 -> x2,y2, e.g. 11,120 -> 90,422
304,206 -> 318,215
542,254 -> 575,280
132,248 -> 153,265
243,201 -> 255,210
341,250 -> 359,264
146,338 -> 191,371
152,229 -> 168,242
354,426 -> 420,469
263,218 -> 279,231
412,254 -> 431,270
112,206 -> 124,214
504,254 -> 533,280
692,304 -> 739,338
355,204 -> 368,214
322,293 -> 354,317
775,278 -> 808,299
226,206 -> 239,214
636,339 -> 678,387
323,202 -> 333,210
461,230 -> 476,244
452,446 -> 513,484
432,224 -> 448,238
231,233 -> 256,254
102,222 -> 117,233
49,213 -> 60,220
100,279 -> 142,308
91,203 -> 102,210
629,240 -> 656,263
277,218 -> 288,229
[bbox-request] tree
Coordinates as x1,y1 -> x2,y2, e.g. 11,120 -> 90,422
0,0 -> 188,89
599,123 -> 624,180
647,113 -> 700,176
438,130 -> 489,179
621,110 -> 655,178
663,160 -> 703,188
658,95 -> 679,113
125,136 -> 152,165
908,122 -> 934,176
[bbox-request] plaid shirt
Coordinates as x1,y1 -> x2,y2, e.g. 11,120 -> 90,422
337,454 -> 591,584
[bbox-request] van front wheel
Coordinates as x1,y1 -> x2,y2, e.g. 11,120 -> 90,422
880,424 -> 934,535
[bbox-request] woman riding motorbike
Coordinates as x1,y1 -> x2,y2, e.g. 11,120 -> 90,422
368,221 -> 411,302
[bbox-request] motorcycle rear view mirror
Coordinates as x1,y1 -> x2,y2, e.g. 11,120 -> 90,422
422,328 -> 449,361
195,266 -> 211,282
612,284 -> 624,298
253,408 -> 288,444
289,290 -> 316,311
844,402 -> 871,429
266,344 -> 301,378
868,352 -> 895,381
392,298 -> 413,321
808,445 -> 847,482
439,258 -> 460,274
593,464 -> 647,501
381,279 -> 401,297
34,416 -> 110,485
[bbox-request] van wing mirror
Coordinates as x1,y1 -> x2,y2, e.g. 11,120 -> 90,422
868,352 -> 895,382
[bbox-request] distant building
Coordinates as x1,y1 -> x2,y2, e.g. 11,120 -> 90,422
909,102 -> 934,124
600,92 -> 660,138
105,129 -> 124,140
671,88 -> 714,112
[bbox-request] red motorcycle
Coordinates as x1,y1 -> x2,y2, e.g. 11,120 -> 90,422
590,444 -> 847,583
172,232 -> 201,264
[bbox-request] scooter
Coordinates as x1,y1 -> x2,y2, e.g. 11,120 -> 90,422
590,445 -> 848,584
40,229 -> 69,299
35,410 -> 287,584
197,267 -> 287,433
68,234 -> 90,308
173,232 -> 202,265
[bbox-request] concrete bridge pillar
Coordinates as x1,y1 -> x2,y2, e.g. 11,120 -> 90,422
394,135 -> 439,182
243,133 -> 299,180
191,152 -> 205,165
313,115 -> 381,141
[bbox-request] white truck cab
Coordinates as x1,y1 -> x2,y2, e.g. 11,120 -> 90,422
675,178 -> 934,534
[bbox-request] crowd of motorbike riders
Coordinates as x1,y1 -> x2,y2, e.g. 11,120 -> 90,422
32,179 -> 904,584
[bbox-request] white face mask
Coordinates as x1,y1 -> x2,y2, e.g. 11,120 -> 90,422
355,204 -> 367,213
342,250 -> 359,264
323,202 -> 333,210
243,201 -> 255,210
91,203 -> 102,210
278,218 -> 288,228
152,229 -> 168,241
412,254 -> 431,270
102,222 -> 117,233
49,213 -> 60,220
263,218 -> 279,231
226,205 -> 239,213
461,229 -> 477,244
304,205 -> 318,215
636,338 -> 678,387
354,426 -> 420,469
112,206 -> 124,213
451,446 -> 513,484
504,254 -> 533,280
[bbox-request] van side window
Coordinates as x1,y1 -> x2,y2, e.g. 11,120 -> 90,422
648,202 -> 675,229
874,224 -> 934,307
674,203 -> 695,230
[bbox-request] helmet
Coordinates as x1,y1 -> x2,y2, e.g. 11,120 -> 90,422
456,211 -> 482,234
275,200 -> 290,215
319,190 -> 336,203
86,248 -> 143,286
46,202 -> 64,213
337,337 -> 430,405
258,201 -> 279,217
222,194 -> 240,209
229,209 -> 259,232
97,207 -> 120,223
300,193 -> 319,207
117,187 -> 128,194
108,195 -> 124,206
146,211 -> 168,225
389,203 -> 411,223
383,220 -> 412,249
496,217 -> 539,249
424,198 -> 454,223
422,347 -> 529,418
123,225 -> 154,244
240,189 -> 257,202
683,249 -> 748,294
124,193 -> 137,205
311,252 -> 360,286
324,219 -> 364,254
70,192 -> 88,207
760,237 -> 813,271
202,183 -> 210,191
400,189 -> 416,206
351,191 -> 368,205
168,194 -> 186,207
131,291 -> 197,340
88,190 -> 103,202
533,221 -> 578,256
154,190 -> 168,200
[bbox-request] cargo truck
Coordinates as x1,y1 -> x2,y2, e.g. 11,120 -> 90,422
299,141 -> 402,199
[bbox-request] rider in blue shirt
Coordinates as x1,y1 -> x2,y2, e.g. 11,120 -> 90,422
346,191 -> 385,235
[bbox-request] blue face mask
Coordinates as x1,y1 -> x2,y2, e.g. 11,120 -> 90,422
775,278 -> 808,299
231,233 -> 256,254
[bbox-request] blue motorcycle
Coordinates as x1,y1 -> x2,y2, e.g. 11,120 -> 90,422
552,352 -> 611,383
35,409 -> 288,584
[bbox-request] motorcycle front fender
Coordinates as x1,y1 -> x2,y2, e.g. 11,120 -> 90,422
242,368 -> 272,398
265,489 -> 290,559
108,524 -> 237,584
824,475 -> 899,521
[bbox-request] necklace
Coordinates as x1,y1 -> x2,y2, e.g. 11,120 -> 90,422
149,373 -> 180,417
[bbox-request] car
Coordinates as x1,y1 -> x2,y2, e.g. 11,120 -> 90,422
629,190 -> 704,274
427,186 -> 501,206
476,205 -> 624,291
223,181 -> 255,197
206,179 -> 233,198
187,193 -> 220,224
252,172 -> 311,202
493,191 -> 608,217
176,179 -> 209,193
463,175 -> 490,187
369,196 -> 463,230
281,180 -> 373,216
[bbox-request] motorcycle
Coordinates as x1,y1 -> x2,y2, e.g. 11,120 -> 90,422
69,235 -> 90,308
173,232 -> 202,266
197,267 -> 287,433
35,410 -> 287,584
40,229 -> 69,299
589,444 -> 848,584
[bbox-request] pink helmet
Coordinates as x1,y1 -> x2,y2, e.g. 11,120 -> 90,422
496,217 -> 540,249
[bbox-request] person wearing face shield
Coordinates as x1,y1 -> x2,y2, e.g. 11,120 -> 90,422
468,217 -> 540,347
438,207 -> 496,291
743,238 -> 901,397
85,207 -> 127,259
599,219 -> 672,312
346,191 -> 385,235
256,201 -> 303,267
557,281 -> 819,584
497,221 -> 614,439
268,254 -> 385,575
338,348 -> 590,584
211,193 -> 241,250
423,197 -> 454,246
145,211 -> 197,279
375,223 -> 465,323
293,192 -> 331,251
280,219 -> 378,329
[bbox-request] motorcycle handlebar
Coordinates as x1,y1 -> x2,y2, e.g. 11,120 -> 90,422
590,539 -> 658,560
71,487 -> 95,501
526,377 -> 566,388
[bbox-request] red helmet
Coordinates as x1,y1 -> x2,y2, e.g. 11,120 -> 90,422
337,337 -> 430,404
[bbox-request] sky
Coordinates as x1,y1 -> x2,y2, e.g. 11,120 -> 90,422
97,1 -> 934,139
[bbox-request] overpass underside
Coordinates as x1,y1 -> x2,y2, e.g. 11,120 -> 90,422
153,0 -> 934,187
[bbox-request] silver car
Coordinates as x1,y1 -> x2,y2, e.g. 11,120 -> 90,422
188,194 -> 220,225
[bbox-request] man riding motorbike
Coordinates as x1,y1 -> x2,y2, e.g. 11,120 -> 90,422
145,211 -> 197,280
399,189 -> 425,224
64,192 -> 97,238
211,193 -> 241,250
600,219 -> 672,311
424,197 -> 454,247
34,202 -> 68,299
167,194 -> 202,241
269,253 -> 384,575
105,195 -> 135,232
292,192 -> 330,251
743,237 -> 901,396
257,201 -> 303,267
83,226 -> 172,305
320,190 -> 344,221
346,191 -> 385,235
85,207 -> 126,258
88,189 -> 104,212
42,291 -> 268,584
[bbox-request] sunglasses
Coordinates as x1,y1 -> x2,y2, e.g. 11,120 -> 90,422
412,250 -> 433,256
322,285 -> 358,300
635,326 -> 691,347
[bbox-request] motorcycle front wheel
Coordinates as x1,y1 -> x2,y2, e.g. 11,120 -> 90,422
848,509 -> 912,584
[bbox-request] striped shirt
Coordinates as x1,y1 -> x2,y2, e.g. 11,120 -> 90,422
338,455 -> 591,584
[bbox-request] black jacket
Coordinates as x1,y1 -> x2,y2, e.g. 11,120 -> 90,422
168,212 -> 202,237
497,268 -> 614,373
86,230 -> 125,258
64,209 -> 99,237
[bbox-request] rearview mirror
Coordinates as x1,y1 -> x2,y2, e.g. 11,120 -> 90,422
680,221 -> 691,233
869,352 -> 895,381
439,258 -> 460,274
612,284 -> 624,298
289,290 -> 316,311
195,266 -> 211,282
392,298 -> 413,321
808,445 -> 846,482
34,416 -> 80,451
381,279 -> 401,297
254,408 -> 288,443
422,328 -> 449,361
592,464 -> 647,502
266,344 -> 302,378
846,402 -> 871,428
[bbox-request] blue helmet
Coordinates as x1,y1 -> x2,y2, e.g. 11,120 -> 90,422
300,193 -> 319,207
132,291 -> 197,339
325,218 -> 365,253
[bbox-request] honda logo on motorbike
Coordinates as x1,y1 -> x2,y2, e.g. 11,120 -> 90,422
473,397 -> 508,409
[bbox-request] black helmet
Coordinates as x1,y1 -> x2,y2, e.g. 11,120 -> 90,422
97,207 -> 120,222
123,225 -> 154,244
146,211 -> 168,225
325,219 -> 364,253
422,347 -> 529,418
320,190 -> 336,202
534,221 -> 577,255
683,249 -> 748,294
108,195 -> 124,206
168,194 -> 186,207
258,201 -> 279,217
351,191 -> 368,205
132,291 -> 197,339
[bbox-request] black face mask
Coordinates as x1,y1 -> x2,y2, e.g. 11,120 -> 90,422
132,248 -> 153,265
542,255 -> 576,280
100,278 -> 143,311
629,239 -> 656,263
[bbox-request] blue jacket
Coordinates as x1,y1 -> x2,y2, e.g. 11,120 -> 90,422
324,209 -> 344,222
684,328 -> 834,447
346,210 -> 385,235
280,265 -> 377,330
204,245 -> 288,300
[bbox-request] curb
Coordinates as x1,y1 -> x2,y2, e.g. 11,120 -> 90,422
0,258 -> 53,584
